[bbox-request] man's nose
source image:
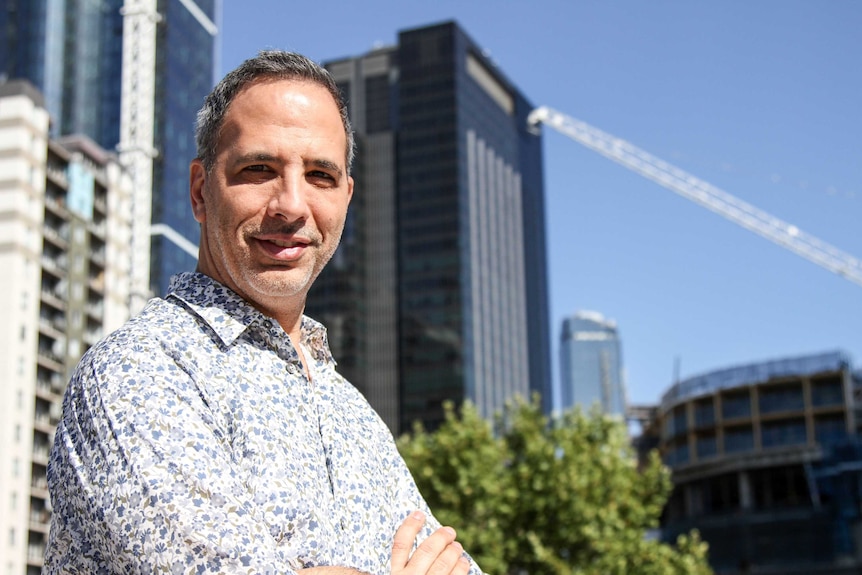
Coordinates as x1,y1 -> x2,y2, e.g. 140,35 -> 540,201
267,173 -> 310,220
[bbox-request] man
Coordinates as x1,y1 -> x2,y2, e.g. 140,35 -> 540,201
44,51 -> 481,575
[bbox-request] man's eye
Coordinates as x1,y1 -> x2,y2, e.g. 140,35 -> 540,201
309,170 -> 334,181
245,165 -> 269,172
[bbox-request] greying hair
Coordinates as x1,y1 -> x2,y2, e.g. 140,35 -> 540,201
194,50 -> 355,173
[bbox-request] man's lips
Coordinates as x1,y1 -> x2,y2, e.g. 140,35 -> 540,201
254,235 -> 312,261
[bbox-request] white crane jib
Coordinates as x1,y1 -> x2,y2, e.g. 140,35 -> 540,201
528,106 -> 862,288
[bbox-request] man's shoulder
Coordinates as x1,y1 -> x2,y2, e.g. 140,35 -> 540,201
76,297 -> 201,374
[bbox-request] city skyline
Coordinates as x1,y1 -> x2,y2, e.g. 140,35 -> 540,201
220,1 -> 861,407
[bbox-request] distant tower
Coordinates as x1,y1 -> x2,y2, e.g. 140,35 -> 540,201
560,311 -> 626,416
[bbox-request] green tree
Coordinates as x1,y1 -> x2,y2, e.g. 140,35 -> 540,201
397,397 -> 711,575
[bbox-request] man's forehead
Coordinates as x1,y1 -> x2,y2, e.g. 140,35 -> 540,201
232,77 -> 339,112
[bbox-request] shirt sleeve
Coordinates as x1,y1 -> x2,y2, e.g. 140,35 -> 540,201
44,343 -> 301,575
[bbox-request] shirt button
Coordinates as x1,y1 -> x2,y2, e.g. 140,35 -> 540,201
286,364 -> 298,374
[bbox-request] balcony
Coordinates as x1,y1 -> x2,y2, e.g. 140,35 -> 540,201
27,542 -> 45,565
40,288 -> 67,311
40,254 -> 68,278
42,225 -> 69,249
32,443 -> 50,464
45,163 -> 68,188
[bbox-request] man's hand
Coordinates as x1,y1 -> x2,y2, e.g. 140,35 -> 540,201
391,511 -> 471,575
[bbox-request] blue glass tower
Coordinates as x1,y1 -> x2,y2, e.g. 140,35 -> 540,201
560,311 -> 626,416
0,0 -> 124,149
149,0 -> 218,296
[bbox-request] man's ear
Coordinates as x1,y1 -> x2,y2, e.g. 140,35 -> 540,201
190,159 -> 208,223
347,175 -> 355,205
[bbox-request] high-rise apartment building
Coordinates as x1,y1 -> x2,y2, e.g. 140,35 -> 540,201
0,80 -> 133,575
560,311 -> 626,416
318,21 -> 552,432
0,0 -> 218,302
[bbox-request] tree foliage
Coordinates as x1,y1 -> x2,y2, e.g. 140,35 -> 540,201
396,397 -> 712,575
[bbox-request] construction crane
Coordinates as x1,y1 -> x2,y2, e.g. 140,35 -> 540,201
527,106 -> 862,288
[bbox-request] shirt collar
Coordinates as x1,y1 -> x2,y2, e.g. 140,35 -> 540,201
166,272 -> 333,363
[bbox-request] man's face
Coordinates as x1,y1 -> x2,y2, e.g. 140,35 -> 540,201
190,79 -> 354,316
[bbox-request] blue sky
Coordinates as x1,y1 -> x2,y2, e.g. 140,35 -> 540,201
219,1 -> 861,407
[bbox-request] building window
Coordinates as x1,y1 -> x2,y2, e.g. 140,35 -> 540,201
664,440 -> 689,466
694,399 -> 714,429
759,384 -> 804,415
761,418 -> 807,448
721,391 -> 751,420
751,465 -> 809,509
671,406 -> 687,437
815,414 -> 847,445
811,376 -> 844,407
696,434 -> 717,460
704,472 -> 740,515
724,425 -> 754,454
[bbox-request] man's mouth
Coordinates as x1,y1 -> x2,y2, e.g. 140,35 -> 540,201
256,236 -> 310,260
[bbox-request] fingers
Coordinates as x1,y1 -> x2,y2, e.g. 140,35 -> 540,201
426,539 -> 469,575
391,510 -> 427,569
408,525 -> 457,573
392,511 -> 471,575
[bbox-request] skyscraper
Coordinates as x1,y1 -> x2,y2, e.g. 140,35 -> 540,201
317,21 -> 552,433
0,0 -> 218,302
0,0 -> 124,149
560,311 -> 626,416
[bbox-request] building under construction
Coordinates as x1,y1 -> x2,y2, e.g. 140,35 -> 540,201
647,350 -> 862,574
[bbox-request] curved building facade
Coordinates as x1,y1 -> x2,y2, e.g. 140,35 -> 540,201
655,351 -> 862,574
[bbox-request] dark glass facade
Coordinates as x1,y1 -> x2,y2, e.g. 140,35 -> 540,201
150,0 -> 217,296
319,21 -> 551,433
0,0 -> 123,149
397,22 -> 550,430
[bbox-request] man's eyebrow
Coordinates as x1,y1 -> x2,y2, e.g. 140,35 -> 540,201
307,158 -> 344,179
230,152 -> 279,167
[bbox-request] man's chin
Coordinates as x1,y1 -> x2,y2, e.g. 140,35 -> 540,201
246,270 -> 315,299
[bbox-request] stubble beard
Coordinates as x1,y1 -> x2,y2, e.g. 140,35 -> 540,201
233,221 -> 345,305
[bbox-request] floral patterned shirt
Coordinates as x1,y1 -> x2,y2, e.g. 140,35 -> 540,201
45,272 -> 482,575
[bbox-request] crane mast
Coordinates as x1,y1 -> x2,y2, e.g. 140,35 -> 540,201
528,106 -> 862,288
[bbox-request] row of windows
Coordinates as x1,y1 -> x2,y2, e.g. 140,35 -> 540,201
665,465 -> 812,521
665,415 -> 848,466
664,377 -> 846,438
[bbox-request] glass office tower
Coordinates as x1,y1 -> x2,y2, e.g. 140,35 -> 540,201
560,311 -> 626,416
148,0 -> 218,296
0,0 -> 124,149
1,0 -> 218,299
321,21 -> 552,433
